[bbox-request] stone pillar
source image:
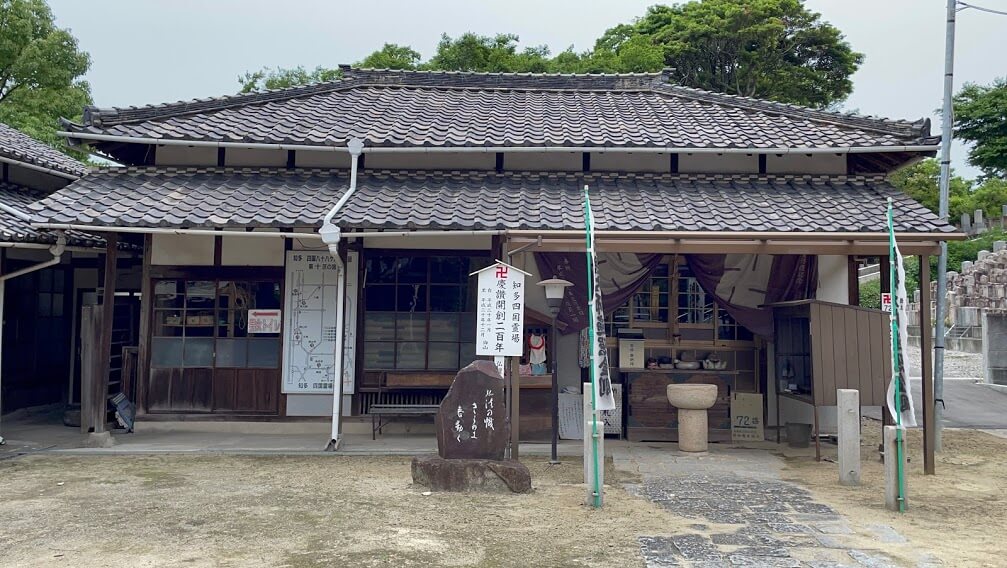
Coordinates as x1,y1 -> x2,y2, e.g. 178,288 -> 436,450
678,408 -> 709,452
884,426 -> 909,512
961,213 -> 972,235
976,209 -> 985,234
837,389 -> 860,486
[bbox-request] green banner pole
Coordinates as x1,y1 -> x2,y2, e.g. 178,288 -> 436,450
888,198 -> 907,513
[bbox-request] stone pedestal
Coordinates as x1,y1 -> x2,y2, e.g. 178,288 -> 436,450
677,408 -> 709,452
666,384 -> 718,453
411,456 -> 532,493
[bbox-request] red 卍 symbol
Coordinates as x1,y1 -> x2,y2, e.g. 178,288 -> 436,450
495,265 -> 509,279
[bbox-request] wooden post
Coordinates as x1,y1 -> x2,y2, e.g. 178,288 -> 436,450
919,255 -> 936,475
497,234 -> 522,461
135,234 -> 152,414
79,306 -> 103,433
884,425 -> 908,511
837,388 -> 861,486
847,256 -> 860,306
94,234 -> 119,434
880,256 -> 894,428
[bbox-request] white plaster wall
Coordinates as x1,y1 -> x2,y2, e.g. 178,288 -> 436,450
225,148 -> 287,167
360,234 -> 492,251
220,232 -> 285,266
767,153 -> 846,175
679,153 -> 759,174
150,234 -> 214,265
286,393 -> 351,417
154,145 -> 216,166
590,152 -> 670,173
504,152 -> 581,172
817,255 -> 850,305
365,152 -> 495,171
295,151 -> 352,169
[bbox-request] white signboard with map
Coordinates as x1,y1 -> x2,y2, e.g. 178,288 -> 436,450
281,250 -> 357,394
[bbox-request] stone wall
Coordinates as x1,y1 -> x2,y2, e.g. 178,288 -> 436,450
982,310 -> 1007,385
905,240 -> 1007,354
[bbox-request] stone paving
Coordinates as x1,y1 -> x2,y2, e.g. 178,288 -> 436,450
614,445 -> 937,568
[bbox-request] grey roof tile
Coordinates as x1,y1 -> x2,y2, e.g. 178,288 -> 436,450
28,167 -> 955,235
63,68 -> 935,151
0,122 -> 87,177
0,181 -> 102,246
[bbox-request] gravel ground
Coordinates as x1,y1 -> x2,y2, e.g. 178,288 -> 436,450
905,348 -> 983,379
0,455 -> 675,567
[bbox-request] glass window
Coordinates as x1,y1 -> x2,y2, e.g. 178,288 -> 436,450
150,278 -> 282,369
363,254 -> 486,371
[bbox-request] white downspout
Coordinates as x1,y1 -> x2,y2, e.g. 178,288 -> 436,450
320,139 -> 363,451
0,231 -> 67,445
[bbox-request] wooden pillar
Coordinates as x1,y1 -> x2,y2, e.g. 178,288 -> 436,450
135,234 -> 152,413
94,234 -> 119,434
919,255 -> 936,475
880,256 -> 893,427
847,256 -> 860,306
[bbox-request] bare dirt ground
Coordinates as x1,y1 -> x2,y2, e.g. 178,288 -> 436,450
0,455 -> 691,568
780,420 -> 1007,568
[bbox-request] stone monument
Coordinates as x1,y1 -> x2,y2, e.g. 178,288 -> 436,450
412,360 -> 532,493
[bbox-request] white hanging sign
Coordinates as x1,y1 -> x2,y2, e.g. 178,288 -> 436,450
473,261 -> 530,357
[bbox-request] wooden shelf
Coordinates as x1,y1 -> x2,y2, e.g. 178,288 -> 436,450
618,368 -> 738,375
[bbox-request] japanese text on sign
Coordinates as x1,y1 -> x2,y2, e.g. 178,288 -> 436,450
248,309 -> 282,334
475,263 -> 525,356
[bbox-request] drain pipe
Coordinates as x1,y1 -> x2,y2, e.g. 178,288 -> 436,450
319,139 -> 364,452
0,231 -> 67,445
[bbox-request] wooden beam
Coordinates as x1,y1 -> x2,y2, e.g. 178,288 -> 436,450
507,238 -> 941,256
94,233 -> 119,433
919,255 -> 936,475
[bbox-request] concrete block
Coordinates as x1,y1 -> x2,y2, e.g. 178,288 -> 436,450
837,389 -> 860,486
996,241 -> 1007,253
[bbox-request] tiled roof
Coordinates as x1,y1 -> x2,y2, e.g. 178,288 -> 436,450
0,122 -> 87,177
27,167 -> 955,235
61,68 -> 935,151
0,182 -> 101,246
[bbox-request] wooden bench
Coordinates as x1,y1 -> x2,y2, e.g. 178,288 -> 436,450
369,404 -> 440,439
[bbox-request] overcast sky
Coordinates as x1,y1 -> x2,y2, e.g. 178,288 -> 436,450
49,0 -> 1007,178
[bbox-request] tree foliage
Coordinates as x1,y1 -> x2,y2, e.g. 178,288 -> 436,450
592,0 -> 863,107
0,0 -> 91,155
888,158 -> 1007,225
238,0 -> 861,108
238,66 -> 342,93
952,78 -> 1007,179
357,43 -> 421,70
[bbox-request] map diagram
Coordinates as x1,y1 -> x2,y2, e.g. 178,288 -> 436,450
282,252 -> 340,393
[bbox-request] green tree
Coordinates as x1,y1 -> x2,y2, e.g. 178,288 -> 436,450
953,78 -> 1007,179
358,43 -> 421,70
593,0 -> 863,107
238,66 -> 341,93
0,0 -> 91,155
887,159 -> 973,220
423,33 -> 552,73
